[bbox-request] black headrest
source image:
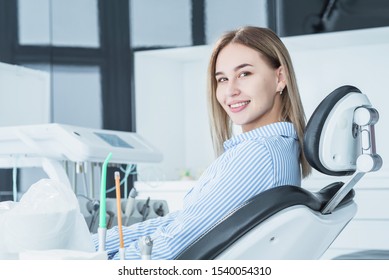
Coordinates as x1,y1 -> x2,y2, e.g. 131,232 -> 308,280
303,85 -> 361,176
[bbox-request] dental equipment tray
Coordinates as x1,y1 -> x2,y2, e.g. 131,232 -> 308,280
0,123 -> 162,166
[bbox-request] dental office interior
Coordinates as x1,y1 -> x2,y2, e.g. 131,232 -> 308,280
0,0 -> 389,261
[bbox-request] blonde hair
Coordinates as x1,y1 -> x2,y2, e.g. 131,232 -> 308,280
207,26 -> 311,178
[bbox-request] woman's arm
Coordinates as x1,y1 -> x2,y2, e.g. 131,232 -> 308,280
114,140 -> 275,259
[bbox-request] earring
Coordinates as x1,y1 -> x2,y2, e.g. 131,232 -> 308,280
279,88 -> 283,95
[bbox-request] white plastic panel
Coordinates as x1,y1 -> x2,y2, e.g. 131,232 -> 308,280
319,93 -> 371,172
216,204 -> 357,260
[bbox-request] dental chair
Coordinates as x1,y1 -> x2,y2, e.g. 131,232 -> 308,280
174,85 -> 382,260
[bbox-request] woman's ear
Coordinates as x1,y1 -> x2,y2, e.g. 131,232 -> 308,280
276,66 -> 286,91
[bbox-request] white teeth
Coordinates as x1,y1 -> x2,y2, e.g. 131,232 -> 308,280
230,101 -> 249,108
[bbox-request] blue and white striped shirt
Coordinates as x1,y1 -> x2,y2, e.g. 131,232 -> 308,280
93,122 -> 301,259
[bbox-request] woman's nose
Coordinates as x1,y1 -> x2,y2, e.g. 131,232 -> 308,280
227,80 -> 241,97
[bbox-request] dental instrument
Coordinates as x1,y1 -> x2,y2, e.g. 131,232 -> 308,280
86,199 -> 100,231
115,171 -> 125,260
140,197 -> 150,221
155,203 -> 165,217
124,187 -> 138,226
139,236 -> 153,260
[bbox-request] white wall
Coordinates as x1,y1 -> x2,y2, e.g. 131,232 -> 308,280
135,46 -> 213,180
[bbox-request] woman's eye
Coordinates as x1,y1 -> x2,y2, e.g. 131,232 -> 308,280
239,72 -> 250,78
217,77 -> 227,83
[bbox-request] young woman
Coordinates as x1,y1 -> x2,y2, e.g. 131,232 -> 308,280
94,26 -> 311,259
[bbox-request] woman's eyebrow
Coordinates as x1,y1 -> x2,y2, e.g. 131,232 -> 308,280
215,63 -> 253,76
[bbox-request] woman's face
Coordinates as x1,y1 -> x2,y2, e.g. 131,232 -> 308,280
215,43 -> 285,132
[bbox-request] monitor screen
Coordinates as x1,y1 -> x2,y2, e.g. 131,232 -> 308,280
94,132 -> 133,148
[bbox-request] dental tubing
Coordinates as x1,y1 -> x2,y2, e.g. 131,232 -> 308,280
98,152 -> 112,252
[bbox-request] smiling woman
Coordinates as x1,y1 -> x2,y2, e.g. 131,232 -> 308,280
96,26 -> 311,260
207,26 -> 311,178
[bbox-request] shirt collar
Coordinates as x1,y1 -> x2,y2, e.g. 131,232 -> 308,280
223,122 -> 298,151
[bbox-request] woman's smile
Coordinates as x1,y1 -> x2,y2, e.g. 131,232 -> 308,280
229,100 -> 251,112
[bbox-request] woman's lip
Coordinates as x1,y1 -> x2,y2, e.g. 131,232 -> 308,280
228,100 -> 250,113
